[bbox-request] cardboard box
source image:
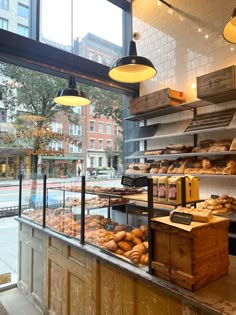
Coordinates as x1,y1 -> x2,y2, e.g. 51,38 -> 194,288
129,88 -> 185,115
197,65 -> 236,103
151,216 -> 229,291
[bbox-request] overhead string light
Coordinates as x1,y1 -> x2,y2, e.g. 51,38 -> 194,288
158,0 -> 219,42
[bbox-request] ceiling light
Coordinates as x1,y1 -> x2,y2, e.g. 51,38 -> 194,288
109,38 -> 157,84
223,8 -> 236,43
54,75 -> 90,106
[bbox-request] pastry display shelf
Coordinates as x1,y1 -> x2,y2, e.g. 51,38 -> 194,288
125,171 -> 236,179
47,186 -> 146,219
125,150 -> 236,160
125,99 -> 211,121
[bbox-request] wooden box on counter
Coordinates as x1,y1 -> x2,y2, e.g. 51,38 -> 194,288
129,88 -> 185,115
151,216 -> 229,291
197,65 -> 236,103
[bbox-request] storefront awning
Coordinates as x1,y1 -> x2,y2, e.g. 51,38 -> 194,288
42,156 -> 82,160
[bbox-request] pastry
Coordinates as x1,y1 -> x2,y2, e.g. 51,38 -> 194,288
131,228 -> 143,239
114,231 -> 126,242
104,240 -> 118,251
129,248 -> 142,264
117,241 -> 132,252
140,254 -> 149,265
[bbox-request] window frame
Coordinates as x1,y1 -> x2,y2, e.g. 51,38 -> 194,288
98,139 -> 103,150
18,2 -> 30,19
89,121 -> 95,132
0,17 -> 8,30
106,123 -> 112,134
89,138 -> 95,150
0,1 -> 138,96
0,0 -> 9,10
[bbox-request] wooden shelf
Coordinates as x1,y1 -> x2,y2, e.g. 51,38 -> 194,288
125,171 -> 236,179
125,151 -> 236,160
125,99 -> 211,121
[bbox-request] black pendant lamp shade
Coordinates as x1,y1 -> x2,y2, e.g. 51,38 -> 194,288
109,40 -> 157,83
223,8 -> 236,43
54,75 -> 90,106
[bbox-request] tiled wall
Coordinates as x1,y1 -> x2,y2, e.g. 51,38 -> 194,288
132,0 -> 236,198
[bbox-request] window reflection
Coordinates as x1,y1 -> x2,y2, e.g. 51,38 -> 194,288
0,17 -> 8,30
0,0 -> 9,10
40,0 -> 124,65
17,24 -> 29,37
0,0 -> 30,37
18,3 -> 29,19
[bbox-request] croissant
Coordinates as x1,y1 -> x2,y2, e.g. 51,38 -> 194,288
132,228 -> 143,239
140,254 -> 149,265
117,241 -> 132,252
114,248 -> 124,255
133,243 -> 146,254
123,250 -> 132,258
104,240 -> 118,251
129,248 -> 142,264
132,237 -> 142,245
125,232 -> 135,242
114,231 -> 126,242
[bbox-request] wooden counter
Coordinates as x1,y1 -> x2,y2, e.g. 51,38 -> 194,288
16,217 -> 236,315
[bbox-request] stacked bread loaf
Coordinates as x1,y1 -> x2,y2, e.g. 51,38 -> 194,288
197,195 -> 236,215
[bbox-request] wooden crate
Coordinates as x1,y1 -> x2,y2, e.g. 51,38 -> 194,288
146,88 -> 185,112
151,216 -> 229,291
129,88 -> 185,115
129,94 -> 147,115
197,65 -> 236,103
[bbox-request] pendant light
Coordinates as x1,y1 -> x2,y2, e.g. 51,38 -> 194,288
223,8 -> 236,44
54,75 -> 90,106
109,34 -> 157,84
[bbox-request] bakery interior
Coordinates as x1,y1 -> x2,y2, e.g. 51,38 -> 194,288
1,0 -> 236,314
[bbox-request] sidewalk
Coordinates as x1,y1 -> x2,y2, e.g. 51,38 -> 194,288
0,175 -> 122,187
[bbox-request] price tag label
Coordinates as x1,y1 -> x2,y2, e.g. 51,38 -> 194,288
211,194 -> 219,199
121,176 -> 135,187
170,212 -> 192,225
126,225 -> 133,232
104,223 -> 116,231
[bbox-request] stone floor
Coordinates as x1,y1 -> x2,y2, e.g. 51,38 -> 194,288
0,287 -> 42,315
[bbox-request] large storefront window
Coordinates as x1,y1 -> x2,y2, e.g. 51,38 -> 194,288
0,0 -> 30,37
40,0 -> 124,65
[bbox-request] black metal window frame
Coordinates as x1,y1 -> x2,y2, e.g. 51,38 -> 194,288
0,0 -> 138,96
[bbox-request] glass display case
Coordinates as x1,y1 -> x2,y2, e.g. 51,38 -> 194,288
19,175 -> 152,268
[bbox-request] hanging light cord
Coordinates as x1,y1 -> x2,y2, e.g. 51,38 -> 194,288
159,0 -> 172,8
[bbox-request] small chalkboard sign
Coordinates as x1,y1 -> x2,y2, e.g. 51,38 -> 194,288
211,194 -> 219,199
170,212 -> 192,225
121,176 -> 135,187
134,176 -> 149,187
104,223 -> 116,231
126,225 -> 133,232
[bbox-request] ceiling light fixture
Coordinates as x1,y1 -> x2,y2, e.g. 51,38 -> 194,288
109,34 -> 157,84
223,8 -> 236,44
54,75 -> 90,106
108,1 -> 156,84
